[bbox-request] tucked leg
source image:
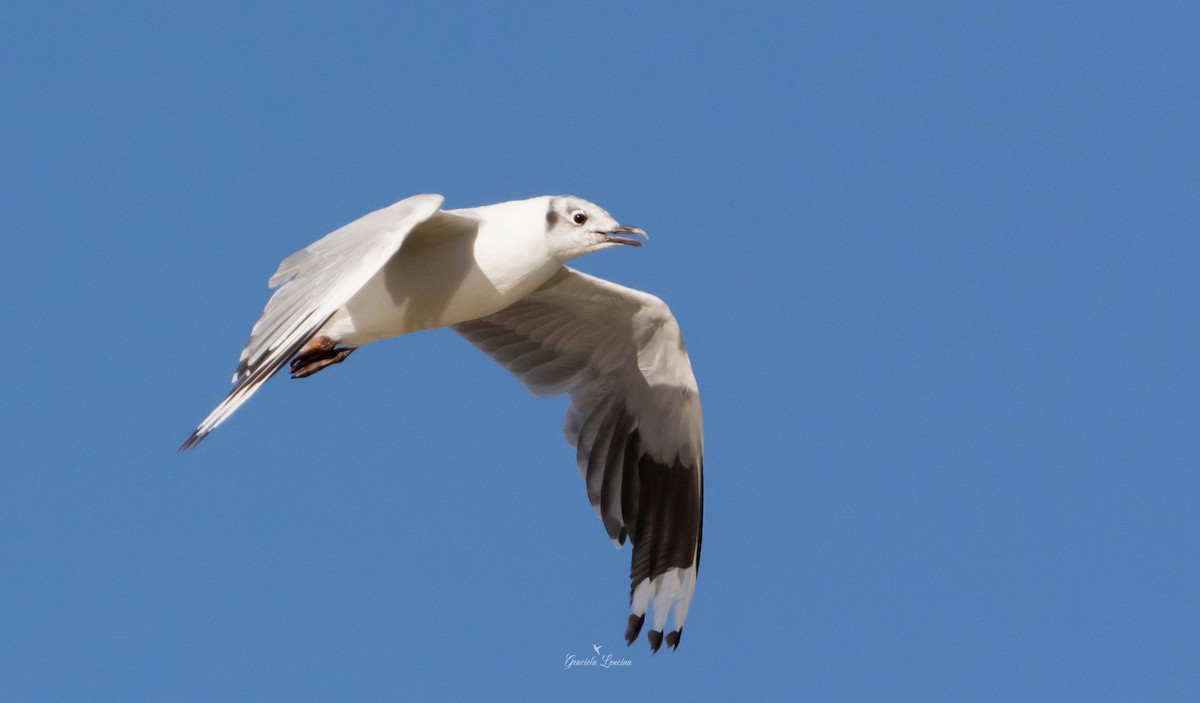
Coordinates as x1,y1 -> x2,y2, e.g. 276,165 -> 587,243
290,336 -> 357,378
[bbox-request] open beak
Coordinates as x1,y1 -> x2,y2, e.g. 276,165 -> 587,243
602,224 -> 649,247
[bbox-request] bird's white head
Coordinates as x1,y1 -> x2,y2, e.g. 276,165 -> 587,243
542,196 -> 648,262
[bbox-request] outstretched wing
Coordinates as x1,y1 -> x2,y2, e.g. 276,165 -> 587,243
181,193 -> 446,450
453,267 -> 704,652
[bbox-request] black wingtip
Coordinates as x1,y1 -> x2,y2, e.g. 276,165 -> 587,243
178,431 -> 205,452
666,629 -> 681,650
648,630 -> 663,654
625,614 -> 645,645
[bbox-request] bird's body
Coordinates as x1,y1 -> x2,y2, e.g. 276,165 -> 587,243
324,198 -> 561,345
184,194 -> 703,652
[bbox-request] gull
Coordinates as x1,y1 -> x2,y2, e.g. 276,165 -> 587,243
181,194 -> 704,652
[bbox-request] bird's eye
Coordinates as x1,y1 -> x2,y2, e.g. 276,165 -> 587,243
572,211 -> 588,225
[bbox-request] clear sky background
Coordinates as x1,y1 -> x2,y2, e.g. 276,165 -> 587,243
2,2 -> 1197,701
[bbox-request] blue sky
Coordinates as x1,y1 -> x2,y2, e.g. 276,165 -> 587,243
2,1 -> 1197,700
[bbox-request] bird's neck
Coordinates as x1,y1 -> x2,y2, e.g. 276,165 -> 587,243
470,199 -> 562,301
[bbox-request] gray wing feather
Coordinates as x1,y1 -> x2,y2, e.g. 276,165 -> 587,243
452,267 -> 704,644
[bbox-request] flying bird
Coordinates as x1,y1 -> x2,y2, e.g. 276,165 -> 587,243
181,194 -> 703,652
